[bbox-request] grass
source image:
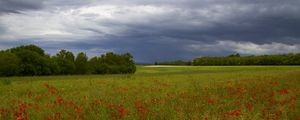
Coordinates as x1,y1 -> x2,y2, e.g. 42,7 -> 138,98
0,66 -> 300,119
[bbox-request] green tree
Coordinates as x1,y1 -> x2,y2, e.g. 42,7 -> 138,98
53,50 -> 75,75
0,52 -> 20,76
0,45 -> 137,76
8,45 -> 51,76
9,44 -> 45,56
88,52 -> 136,74
75,52 -> 88,74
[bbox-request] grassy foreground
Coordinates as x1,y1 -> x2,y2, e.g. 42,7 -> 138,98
0,66 -> 300,120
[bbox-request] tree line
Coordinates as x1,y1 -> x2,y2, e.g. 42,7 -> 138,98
155,53 -> 300,66
154,60 -> 192,66
194,53 -> 300,65
0,45 -> 136,77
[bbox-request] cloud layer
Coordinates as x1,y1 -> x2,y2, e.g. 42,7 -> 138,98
0,0 -> 300,62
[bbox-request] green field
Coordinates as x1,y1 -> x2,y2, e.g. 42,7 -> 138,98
1,66 -> 300,120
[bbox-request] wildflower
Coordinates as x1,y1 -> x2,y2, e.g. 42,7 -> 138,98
278,89 -> 289,95
117,106 -> 129,118
227,109 -> 242,117
274,111 -> 282,118
43,83 -> 58,95
56,112 -> 61,119
74,106 -> 82,113
290,96 -> 297,101
167,92 -> 173,97
134,100 -> 148,120
269,99 -> 277,104
269,92 -> 275,97
228,87 -> 246,96
235,88 -> 246,94
207,98 -> 217,104
69,113 -> 73,120
27,91 -> 32,98
245,103 -> 253,111
14,102 -> 29,120
46,116 -> 51,120
280,99 -> 290,105
55,96 -> 64,105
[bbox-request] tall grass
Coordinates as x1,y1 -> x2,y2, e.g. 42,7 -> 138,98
0,66 -> 299,119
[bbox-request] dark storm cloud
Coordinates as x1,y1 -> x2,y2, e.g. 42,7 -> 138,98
87,0 -> 300,44
1,0 -> 300,62
0,0 -> 45,14
0,0 -> 91,14
127,0 -> 300,44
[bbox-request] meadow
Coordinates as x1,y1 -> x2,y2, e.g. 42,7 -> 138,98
0,66 -> 300,120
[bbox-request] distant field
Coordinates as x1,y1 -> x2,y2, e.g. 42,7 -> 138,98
0,66 -> 300,119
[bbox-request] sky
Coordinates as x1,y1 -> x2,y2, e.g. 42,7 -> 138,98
0,0 -> 300,63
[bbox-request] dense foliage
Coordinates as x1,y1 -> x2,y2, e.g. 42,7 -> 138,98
155,60 -> 192,65
193,53 -> 300,65
0,45 -> 136,76
88,52 -> 136,74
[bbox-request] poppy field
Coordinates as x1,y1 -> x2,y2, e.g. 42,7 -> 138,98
0,66 -> 300,120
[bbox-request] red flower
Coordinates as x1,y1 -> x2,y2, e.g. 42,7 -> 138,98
245,103 -> 253,111
55,96 -> 64,105
290,96 -> 297,101
207,98 -> 217,104
227,109 -> 242,117
56,112 -> 61,119
117,106 -> 129,118
167,92 -> 173,97
269,99 -> 277,104
278,89 -> 289,95
14,101 -> 29,120
74,106 -> 83,113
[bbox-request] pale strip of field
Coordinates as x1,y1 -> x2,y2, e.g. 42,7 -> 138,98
144,65 -> 189,67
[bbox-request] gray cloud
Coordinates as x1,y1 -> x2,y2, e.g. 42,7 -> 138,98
0,0 -> 300,62
188,41 -> 300,55
0,0 -> 45,14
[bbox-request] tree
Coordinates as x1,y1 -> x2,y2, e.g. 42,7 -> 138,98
228,53 -> 240,57
75,52 -> 88,74
8,45 -> 52,76
14,50 -> 40,75
55,50 -> 75,62
88,57 -> 100,74
88,52 -> 136,74
0,52 -> 20,76
9,44 -> 45,56
53,50 -> 75,75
